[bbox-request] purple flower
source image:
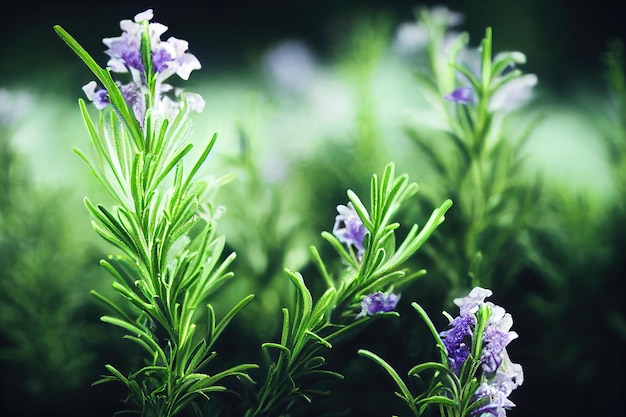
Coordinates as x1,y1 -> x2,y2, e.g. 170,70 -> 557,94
0,88 -> 32,126
445,87 -> 476,104
439,314 -> 474,375
481,305 -> 518,373
356,291 -> 401,318
102,9 -> 200,85
441,287 -> 523,416
453,286 -> 492,316
262,40 -> 317,97
471,350 -> 523,417
471,381 -> 515,417
489,74 -> 538,113
82,9 -> 204,122
119,81 -> 147,124
333,202 -> 367,257
82,81 -> 110,110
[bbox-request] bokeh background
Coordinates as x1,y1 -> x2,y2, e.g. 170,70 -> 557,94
1,1 -> 625,417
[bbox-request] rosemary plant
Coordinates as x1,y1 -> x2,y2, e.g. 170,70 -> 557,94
54,10 -> 257,416
400,6 -> 543,292
359,287 -> 523,417
241,163 -> 452,417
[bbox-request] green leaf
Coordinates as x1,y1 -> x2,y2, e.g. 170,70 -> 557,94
181,133 -> 218,193
347,189 -> 375,232
100,315 -> 167,363
210,294 -> 255,348
321,231 -> 359,269
53,25 -> 144,144
309,245 -> 335,289
481,27 -> 493,91
408,361 -> 451,377
358,349 -> 419,417
308,287 -> 336,329
415,395 -> 458,408
411,302 -> 448,363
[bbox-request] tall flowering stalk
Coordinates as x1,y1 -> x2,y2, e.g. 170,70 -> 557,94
54,10 -> 256,416
359,287 -> 523,417
398,7 -> 543,290
240,163 -> 452,417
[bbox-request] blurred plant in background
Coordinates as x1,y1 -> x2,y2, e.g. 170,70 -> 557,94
509,37 -> 626,416
397,6 -> 544,295
214,116 -> 314,343
0,88 -> 119,415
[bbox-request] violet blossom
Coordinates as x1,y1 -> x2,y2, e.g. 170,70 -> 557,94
471,350 -> 523,417
439,287 -> 522,416
356,291 -> 401,318
102,9 -> 201,84
439,313 -> 473,375
445,87 -> 476,104
83,9 -> 204,124
481,305 -> 519,373
333,202 -> 368,257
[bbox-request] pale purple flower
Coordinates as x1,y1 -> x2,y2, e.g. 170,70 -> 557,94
428,6 -> 464,28
102,9 -> 200,84
453,286 -> 493,316
151,37 -> 201,81
441,287 -> 521,378
333,202 -> 367,256
481,304 -> 518,373
439,313 -> 474,375
471,380 -> 516,417
262,40 -> 317,96
445,87 -> 476,104
356,291 -> 401,318
82,9 -> 204,123
489,74 -> 538,113
471,351 -> 523,417
495,349 -> 524,393
82,81 -> 110,110
441,287 -> 522,416
393,7 -> 463,57
0,88 -> 32,126
392,22 -> 430,55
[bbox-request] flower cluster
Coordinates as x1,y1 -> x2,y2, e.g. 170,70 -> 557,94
333,202 -> 368,258
440,287 -> 523,416
356,291 -> 401,319
83,9 -> 205,124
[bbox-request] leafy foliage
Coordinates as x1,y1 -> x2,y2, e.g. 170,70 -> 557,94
403,7 -> 544,293
54,21 -> 257,417
240,163 -> 451,417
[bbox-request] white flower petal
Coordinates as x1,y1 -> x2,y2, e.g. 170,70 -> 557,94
134,9 -> 153,22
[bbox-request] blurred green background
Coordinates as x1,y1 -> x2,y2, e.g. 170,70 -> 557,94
1,1 -> 625,417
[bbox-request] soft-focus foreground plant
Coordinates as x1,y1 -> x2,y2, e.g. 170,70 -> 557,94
55,10 -> 257,416
359,287 -> 522,417
398,7 -> 543,292
239,163 -> 452,417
